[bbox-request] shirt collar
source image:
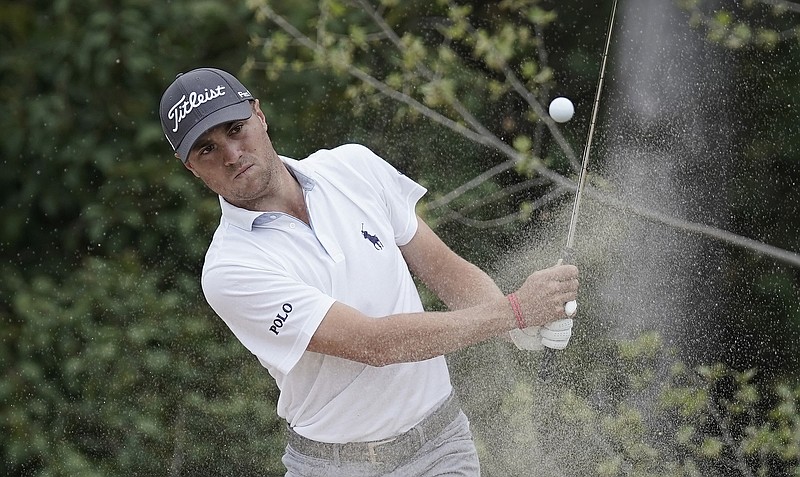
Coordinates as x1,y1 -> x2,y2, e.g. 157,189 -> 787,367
218,156 -> 316,231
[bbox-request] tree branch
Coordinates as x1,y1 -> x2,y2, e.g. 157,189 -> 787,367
252,2 -> 800,268
591,187 -> 800,268
438,184 -> 570,228
756,0 -> 800,13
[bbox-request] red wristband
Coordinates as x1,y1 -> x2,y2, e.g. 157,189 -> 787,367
507,293 -> 526,329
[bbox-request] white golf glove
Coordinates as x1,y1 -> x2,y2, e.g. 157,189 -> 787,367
509,318 -> 574,351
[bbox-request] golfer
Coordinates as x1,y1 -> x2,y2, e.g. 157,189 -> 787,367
159,67 -> 579,476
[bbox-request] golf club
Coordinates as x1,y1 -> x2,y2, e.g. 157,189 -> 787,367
560,0 -> 619,315
534,0 -> 619,378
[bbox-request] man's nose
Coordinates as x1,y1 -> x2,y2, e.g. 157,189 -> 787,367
220,142 -> 241,166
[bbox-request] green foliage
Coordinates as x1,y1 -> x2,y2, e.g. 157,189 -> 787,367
0,0 -> 289,475
2,256 -> 284,475
468,334 -> 800,476
679,0 -> 800,50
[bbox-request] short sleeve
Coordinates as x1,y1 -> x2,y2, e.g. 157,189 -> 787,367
202,260 -> 336,375
331,144 -> 427,246
381,160 -> 427,246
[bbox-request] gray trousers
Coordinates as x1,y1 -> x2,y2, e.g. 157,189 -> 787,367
282,411 -> 480,477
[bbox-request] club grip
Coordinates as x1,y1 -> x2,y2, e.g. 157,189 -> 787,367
558,248 -> 577,316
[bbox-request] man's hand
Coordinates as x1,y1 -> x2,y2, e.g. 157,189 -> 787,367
507,263 -> 578,351
515,264 -> 579,327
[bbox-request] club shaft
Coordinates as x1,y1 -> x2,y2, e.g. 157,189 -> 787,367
565,0 -> 619,251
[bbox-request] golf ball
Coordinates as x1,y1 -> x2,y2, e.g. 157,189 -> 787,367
564,300 -> 577,316
549,97 -> 574,123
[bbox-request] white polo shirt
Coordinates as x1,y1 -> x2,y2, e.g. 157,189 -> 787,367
201,144 -> 452,443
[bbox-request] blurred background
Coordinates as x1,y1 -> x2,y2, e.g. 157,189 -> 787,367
2,0 -> 798,475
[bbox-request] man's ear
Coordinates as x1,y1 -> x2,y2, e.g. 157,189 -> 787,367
178,154 -> 200,177
253,99 -> 267,131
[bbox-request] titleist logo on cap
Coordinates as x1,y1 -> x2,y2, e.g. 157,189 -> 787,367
168,85 -> 228,133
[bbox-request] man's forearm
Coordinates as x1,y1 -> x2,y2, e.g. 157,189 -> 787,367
436,260 -> 505,310
309,264 -> 579,365
310,298 -> 517,367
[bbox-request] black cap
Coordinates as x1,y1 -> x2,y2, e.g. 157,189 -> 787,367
159,68 -> 253,162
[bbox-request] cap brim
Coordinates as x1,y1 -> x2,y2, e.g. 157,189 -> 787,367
176,100 -> 253,162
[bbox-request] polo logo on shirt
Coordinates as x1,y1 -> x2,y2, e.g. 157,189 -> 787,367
361,223 -> 383,250
269,303 -> 294,335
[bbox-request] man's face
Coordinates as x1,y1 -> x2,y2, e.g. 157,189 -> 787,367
182,99 -> 282,209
